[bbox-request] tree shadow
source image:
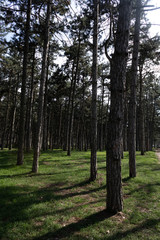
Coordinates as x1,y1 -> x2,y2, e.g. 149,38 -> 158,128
0,172 -> 59,179
105,218 -> 160,240
33,210 -> 114,240
39,183 -> 106,202
122,176 -> 131,182
54,179 -> 91,191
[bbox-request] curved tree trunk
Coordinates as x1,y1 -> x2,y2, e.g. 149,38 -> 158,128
106,0 -> 132,213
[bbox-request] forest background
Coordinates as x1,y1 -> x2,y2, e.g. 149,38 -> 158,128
0,0 -> 160,217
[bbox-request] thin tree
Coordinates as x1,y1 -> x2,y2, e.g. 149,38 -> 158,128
32,0 -> 51,173
90,0 -> 99,181
17,0 -> 32,165
128,0 -> 141,177
106,0 -> 132,213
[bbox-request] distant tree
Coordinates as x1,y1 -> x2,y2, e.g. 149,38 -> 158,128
137,36 -> 160,154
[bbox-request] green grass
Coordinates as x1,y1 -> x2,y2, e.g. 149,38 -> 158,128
0,149 -> 160,240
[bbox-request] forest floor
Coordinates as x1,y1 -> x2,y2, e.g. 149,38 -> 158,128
0,150 -> 160,240
155,150 -> 160,163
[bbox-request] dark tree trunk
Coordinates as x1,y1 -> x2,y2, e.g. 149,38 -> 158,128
17,0 -> 32,165
1,76 -> 11,150
32,0 -> 51,173
9,78 -> 19,150
57,103 -> 62,148
64,60 -> 75,151
99,78 -> 104,151
106,0 -> 132,213
26,47 -> 35,152
90,0 -> 99,181
128,0 -> 141,177
123,99 -> 128,152
139,66 -> 145,155
42,56 -> 49,151
149,104 -> 155,150
67,35 -> 81,156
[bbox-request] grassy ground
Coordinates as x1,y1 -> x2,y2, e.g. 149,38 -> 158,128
0,149 -> 160,240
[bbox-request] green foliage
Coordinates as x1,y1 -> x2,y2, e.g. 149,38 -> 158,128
0,150 -> 160,239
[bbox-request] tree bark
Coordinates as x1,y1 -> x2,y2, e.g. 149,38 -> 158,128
17,0 -> 32,165
90,0 -> 99,181
42,55 -> 49,151
106,0 -> 132,213
99,78 -> 104,151
67,35 -> 81,156
32,0 -> 51,173
1,76 -> 11,150
64,60 -> 75,151
139,65 -> 145,155
26,47 -> 35,152
9,77 -> 19,150
128,0 -> 141,177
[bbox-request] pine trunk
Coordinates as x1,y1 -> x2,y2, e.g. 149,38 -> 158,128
106,0 -> 132,213
26,47 -> 35,152
32,0 -> 51,173
128,0 -> 141,177
139,66 -> 145,155
17,0 -> 32,165
67,35 -> 81,156
90,0 -> 99,181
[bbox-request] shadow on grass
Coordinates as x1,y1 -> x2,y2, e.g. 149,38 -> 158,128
33,210 -> 114,240
0,151 -> 17,167
41,184 -> 106,201
105,218 -> 160,240
54,179 -> 91,191
122,176 -> 131,182
32,216 -> 160,240
0,172 -> 57,179
128,183 -> 160,196
0,182 -> 106,239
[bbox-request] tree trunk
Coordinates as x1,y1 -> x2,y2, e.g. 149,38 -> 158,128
106,0 -> 132,213
90,0 -> 99,181
32,0 -> 51,173
128,0 -> 141,177
17,0 -> 32,165
1,76 -> 11,150
149,104 -> 155,150
42,57 -> 49,151
64,60 -> 75,151
26,47 -> 35,152
100,78 -> 104,151
67,35 -> 81,156
139,66 -> 145,155
9,78 -> 19,150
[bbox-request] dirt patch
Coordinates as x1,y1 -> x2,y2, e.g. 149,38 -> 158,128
113,212 -> 126,222
137,206 -> 149,213
42,161 -> 51,165
155,151 -> 160,163
34,221 -> 43,227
